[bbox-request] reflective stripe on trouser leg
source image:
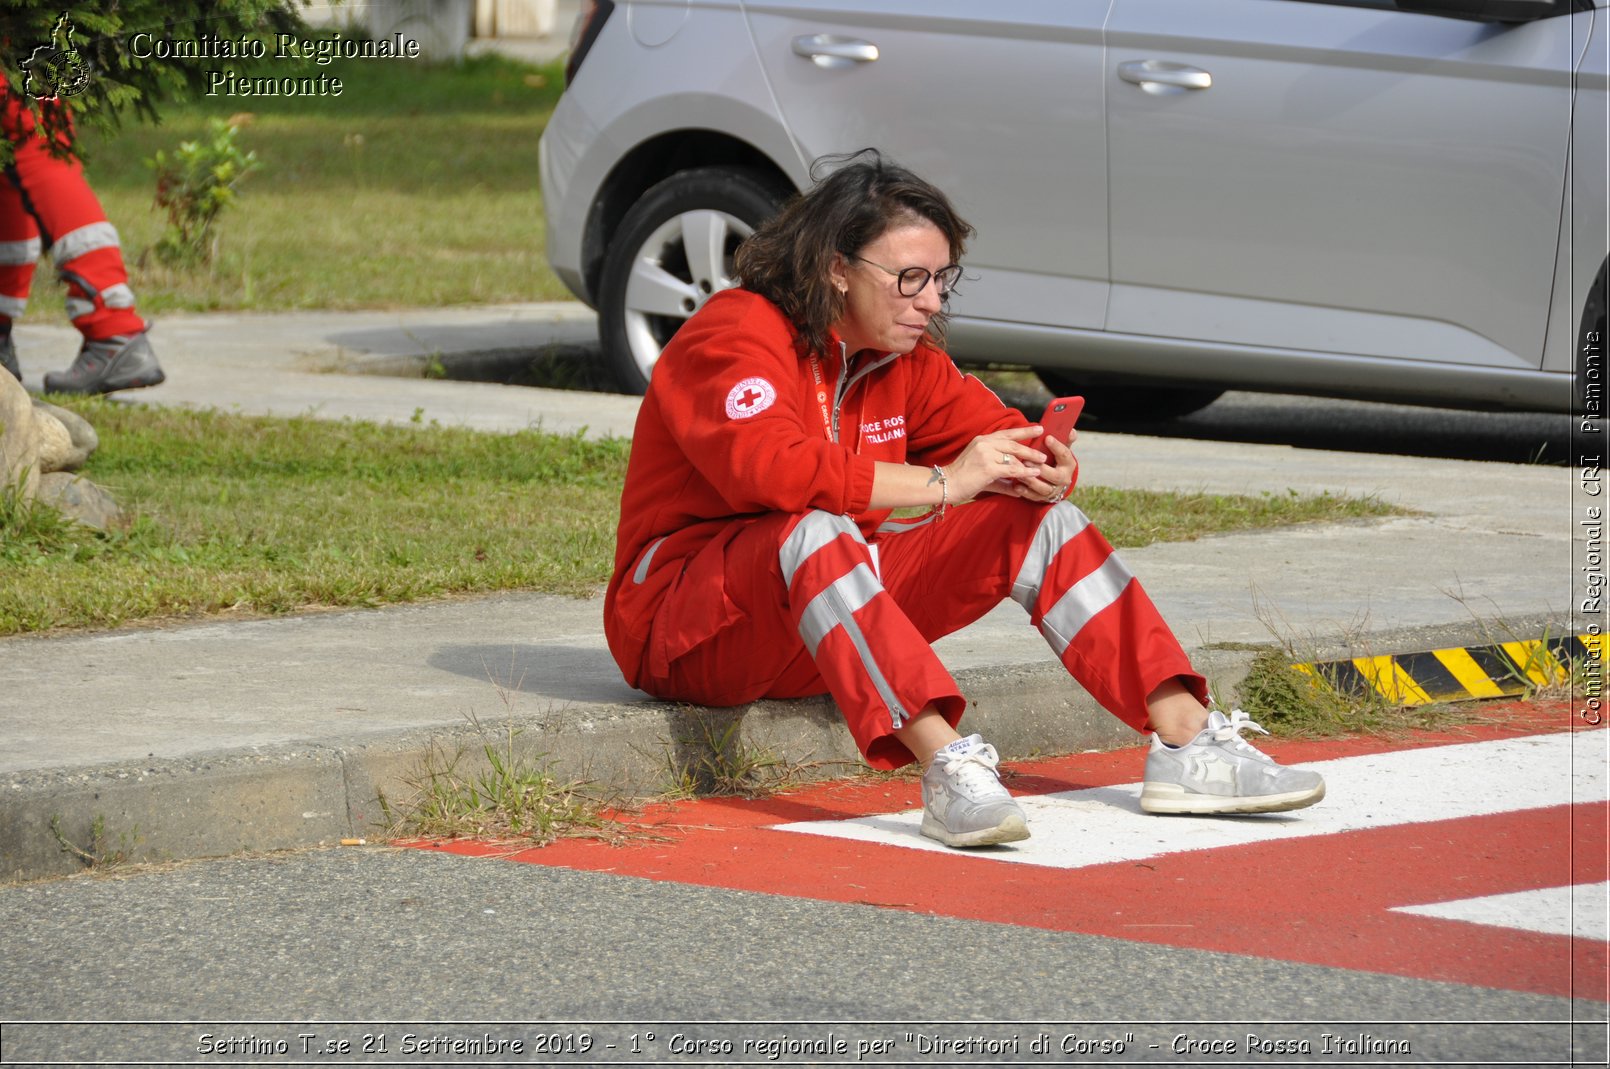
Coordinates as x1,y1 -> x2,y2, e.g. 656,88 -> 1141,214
777,509 -> 973,768
0,161 -> 43,323
49,221 -> 119,264
1010,502 -> 1131,654
781,511 -> 913,729
0,237 -> 40,265
57,254 -> 142,338
1009,500 -> 1205,728
0,241 -> 38,321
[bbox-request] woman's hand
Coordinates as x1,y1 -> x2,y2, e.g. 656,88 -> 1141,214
869,426 -> 1078,512
976,428 -> 1078,503
1016,429 -> 1078,502
947,425 -> 1049,502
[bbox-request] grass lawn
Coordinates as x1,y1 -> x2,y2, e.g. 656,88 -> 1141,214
76,50 -> 570,312
0,401 -> 1399,636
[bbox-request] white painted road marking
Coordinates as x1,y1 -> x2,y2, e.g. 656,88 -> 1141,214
1391,882 -> 1609,941
773,731 -> 1607,870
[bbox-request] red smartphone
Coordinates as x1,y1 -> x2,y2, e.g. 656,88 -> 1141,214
1035,395 -> 1084,452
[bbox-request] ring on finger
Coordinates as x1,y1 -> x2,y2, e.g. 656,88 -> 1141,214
999,453 -> 1012,465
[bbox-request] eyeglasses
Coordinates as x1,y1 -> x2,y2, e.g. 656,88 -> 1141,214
851,256 -> 963,298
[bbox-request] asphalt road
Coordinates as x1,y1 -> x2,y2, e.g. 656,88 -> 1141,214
0,847 -> 1601,1065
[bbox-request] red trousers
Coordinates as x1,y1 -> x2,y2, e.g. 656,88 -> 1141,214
1,93 -> 142,339
637,496 -> 1207,769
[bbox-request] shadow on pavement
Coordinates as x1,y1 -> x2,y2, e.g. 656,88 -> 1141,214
983,379 -> 1571,468
430,338 -> 1571,467
428,643 -> 644,705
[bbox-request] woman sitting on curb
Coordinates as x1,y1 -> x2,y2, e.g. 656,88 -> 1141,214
603,150 -> 1324,847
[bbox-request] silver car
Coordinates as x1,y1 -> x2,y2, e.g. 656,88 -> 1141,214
539,0 -> 1605,418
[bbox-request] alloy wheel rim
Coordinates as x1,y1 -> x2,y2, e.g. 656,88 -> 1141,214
621,208 -> 754,382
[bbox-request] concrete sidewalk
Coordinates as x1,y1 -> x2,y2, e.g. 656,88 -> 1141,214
1,306 -> 1576,880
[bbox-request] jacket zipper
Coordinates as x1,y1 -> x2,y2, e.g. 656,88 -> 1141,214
829,344 -> 900,444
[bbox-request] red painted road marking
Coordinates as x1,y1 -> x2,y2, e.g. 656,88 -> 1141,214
407,703 -> 1608,1001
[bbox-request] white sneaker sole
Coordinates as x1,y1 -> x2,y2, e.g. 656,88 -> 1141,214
920,811 -> 1031,848
1139,781 -> 1326,815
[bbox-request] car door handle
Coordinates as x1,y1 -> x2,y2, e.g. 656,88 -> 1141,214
1118,60 -> 1212,94
791,35 -> 879,69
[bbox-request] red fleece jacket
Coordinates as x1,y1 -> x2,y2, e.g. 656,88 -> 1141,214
603,288 -> 1027,688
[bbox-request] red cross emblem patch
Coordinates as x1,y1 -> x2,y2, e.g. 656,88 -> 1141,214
725,376 -> 777,420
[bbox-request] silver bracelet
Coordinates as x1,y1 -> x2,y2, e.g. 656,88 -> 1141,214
928,464 -> 949,520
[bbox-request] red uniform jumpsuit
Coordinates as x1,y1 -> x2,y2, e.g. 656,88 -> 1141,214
1,90 -> 143,340
604,289 -> 1207,770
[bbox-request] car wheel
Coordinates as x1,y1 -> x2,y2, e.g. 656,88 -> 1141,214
1034,370 -> 1223,422
598,167 -> 791,394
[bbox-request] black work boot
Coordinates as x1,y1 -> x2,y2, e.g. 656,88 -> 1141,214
0,331 -> 18,381
43,331 -> 165,394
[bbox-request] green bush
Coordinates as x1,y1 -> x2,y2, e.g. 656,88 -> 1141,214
146,119 -> 260,266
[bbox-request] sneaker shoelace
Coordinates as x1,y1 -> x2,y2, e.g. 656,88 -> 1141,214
935,744 -> 1009,800
1206,709 -> 1275,763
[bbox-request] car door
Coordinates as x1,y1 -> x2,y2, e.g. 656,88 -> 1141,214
741,0 -> 1113,333
1103,0 -> 1580,373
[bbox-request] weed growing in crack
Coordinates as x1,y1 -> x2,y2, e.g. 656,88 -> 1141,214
378,712 -> 625,847
659,709 -> 842,799
50,814 -> 141,870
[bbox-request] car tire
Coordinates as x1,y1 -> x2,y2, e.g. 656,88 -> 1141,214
598,167 -> 791,395
1578,256 -> 1607,421
1034,370 -> 1223,422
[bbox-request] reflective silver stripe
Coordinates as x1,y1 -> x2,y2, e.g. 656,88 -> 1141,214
1038,555 -> 1134,658
0,295 -> 27,317
50,222 -> 120,265
632,535 -> 668,584
64,297 -> 95,320
779,509 -> 861,588
0,238 -> 41,265
795,562 -> 908,728
1010,501 -> 1093,612
798,563 -> 881,654
101,283 -> 136,309
875,512 -> 940,535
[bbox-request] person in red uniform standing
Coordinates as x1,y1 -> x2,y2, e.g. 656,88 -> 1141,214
605,151 -> 1324,848
0,86 -> 164,393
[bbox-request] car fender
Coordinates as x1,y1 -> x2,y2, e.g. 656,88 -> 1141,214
1544,6 -> 1606,374
540,4 -> 801,303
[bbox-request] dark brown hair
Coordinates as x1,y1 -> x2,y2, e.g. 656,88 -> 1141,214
735,149 -> 974,358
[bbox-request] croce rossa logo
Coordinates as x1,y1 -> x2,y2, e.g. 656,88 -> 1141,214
23,12 -> 91,101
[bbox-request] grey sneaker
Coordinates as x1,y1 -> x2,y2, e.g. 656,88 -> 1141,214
0,332 -> 18,381
1140,709 -> 1325,815
920,734 -> 1030,848
43,331 -> 164,394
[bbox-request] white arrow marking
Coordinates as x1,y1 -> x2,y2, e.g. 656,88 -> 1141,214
773,731 -> 1607,871
1390,882 -> 1609,940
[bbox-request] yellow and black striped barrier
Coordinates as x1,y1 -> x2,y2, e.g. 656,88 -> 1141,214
1291,634 -> 1604,707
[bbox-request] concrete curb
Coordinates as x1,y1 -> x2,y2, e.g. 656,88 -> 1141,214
3,650 -> 1263,883
15,612 -> 1575,883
